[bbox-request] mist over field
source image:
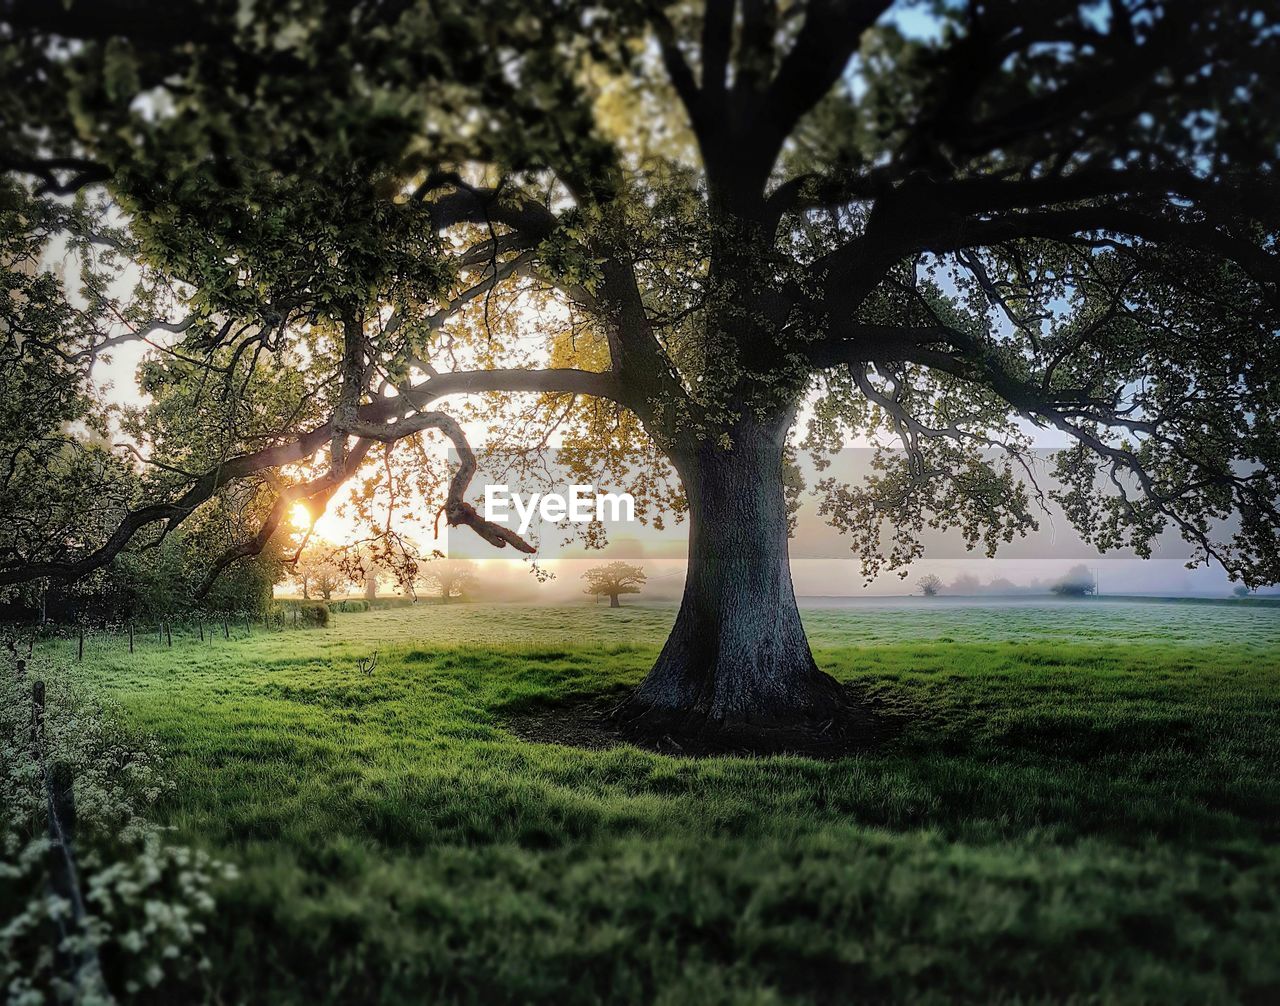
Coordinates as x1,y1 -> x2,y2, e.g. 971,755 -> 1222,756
336,553 -> 1255,607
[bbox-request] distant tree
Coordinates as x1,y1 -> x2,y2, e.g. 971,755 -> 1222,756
948,573 -> 982,596
347,545 -> 380,601
1051,565 -> 1097,598
584,562 -> 647,608
917,575 -> 943,598
1233,584 -> 1252,598
291,547 -> 349,601
420,559 -> 477,604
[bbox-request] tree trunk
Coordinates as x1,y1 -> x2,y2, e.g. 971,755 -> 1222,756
618,418 -> 849,750
364,575 -> 377,601
609,594 -> 620,608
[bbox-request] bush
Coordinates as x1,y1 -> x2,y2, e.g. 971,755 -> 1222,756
327,600 -> 369,613
299,602 -> 330,627
368,598 -> 415,610
1,653 -> 235,1001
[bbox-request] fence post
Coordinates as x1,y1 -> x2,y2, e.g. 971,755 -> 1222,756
77,630 -> 84,662
199,622 -> 204,642
30,679 -> 44,757
128,622 -> 134,654
166,622 -> 172,648
222,618 -> 229,640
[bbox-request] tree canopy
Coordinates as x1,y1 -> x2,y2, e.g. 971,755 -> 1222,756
3,0 -> 1277,588
584,561 -> 647,605
917,574 -> 942,598
419,559 -> 477,603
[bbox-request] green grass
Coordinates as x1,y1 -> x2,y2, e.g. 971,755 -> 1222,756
59,600 -> 1280,1004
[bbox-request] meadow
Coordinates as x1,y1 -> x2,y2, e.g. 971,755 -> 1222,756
48,599 -> 1280,1003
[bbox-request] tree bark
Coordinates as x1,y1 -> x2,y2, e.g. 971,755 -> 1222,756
618,417 -> 849,749
609,594 -> 620,608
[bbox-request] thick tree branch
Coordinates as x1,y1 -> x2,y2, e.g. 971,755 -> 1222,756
763,0 -> 892,153
0,365 -> 622,588
195,439 -> 375,598
649,6 -> 703,127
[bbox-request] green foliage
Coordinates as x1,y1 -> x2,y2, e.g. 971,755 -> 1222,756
270,600 -> 332,627
0,655 -> 234,1003
298,602 -> 330,628
43,601 -> 1280,1003
3,0 -> 1279,601
60,533 -> 279,623
0,185 -> 145,601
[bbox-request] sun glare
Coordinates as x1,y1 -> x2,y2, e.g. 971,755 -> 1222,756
289,502 -> 312,531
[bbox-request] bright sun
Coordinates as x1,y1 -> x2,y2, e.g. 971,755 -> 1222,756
288,502 -> 312,531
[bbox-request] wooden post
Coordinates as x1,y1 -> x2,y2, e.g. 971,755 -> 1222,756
128,622 -> 134,654
199,622 -> 204,642
46,759 -> 80,909
30,679 -> 44,757
77,630 -> 84,661
165,623 -> 172,647
223,618 -> 229,640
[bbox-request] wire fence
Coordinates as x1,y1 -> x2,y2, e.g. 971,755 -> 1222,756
24,608 -> 332,665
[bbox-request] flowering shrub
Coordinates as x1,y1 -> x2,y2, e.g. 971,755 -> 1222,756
0,649 -> 235,1003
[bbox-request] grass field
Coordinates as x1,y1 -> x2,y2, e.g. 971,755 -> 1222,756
55,599 -> 1280,1003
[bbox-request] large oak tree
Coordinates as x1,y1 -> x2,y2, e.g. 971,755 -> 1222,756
2,0 -> 1278,746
